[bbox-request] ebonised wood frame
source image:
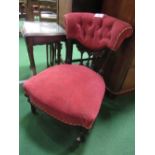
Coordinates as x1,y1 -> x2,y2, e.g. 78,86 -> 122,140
65,39 -> 113,76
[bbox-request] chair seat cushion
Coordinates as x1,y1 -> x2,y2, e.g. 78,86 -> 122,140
23,64 -> 106,129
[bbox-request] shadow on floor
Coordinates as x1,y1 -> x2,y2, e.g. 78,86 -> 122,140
98,92 -> 135,121
20,109 -> 88,154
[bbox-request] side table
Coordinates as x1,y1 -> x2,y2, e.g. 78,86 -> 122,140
21,21 -> 66,75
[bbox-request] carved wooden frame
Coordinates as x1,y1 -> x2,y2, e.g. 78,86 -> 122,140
24,38 -> 113,145
65,39 -> 112,76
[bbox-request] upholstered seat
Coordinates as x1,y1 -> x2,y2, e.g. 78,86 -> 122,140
23,13 -> 133,136
24,64 -> 106,129
64,13 -> 133,51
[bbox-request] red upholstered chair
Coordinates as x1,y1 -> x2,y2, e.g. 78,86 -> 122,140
23,12 -> 133,143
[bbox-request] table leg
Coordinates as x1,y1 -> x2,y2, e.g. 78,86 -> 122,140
46,44 -> 50,67
26,38 -> 37,75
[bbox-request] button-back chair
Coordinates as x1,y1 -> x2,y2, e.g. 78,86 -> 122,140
23,12 -> 133,143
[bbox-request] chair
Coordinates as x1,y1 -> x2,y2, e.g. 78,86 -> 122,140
23,12 -> 133,143
19,0 -> 27,18
26,0 -> 39,21
25,0 -> 58,22
39,0 -> 58,22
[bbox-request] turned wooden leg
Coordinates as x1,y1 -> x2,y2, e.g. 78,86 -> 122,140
26,38 -> 37,75
57,42 -> 62,64
26,96 -> 37,115
65,40 -> 73,64
76,127 -> 89,143
50,43 -> 56,66
68,127 -> 89,151
30,104 -> 37,114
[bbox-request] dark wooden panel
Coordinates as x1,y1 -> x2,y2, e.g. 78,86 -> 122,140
101,0 -> 135,94
122,68 -> 135,90
58,0 -> 72,27
58,0 -> 102,27
72,0 -> 102,13
104,36 -> 135,92
101,0 -> 135,25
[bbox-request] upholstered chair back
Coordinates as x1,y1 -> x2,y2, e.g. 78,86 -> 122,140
64,13 -> 133,51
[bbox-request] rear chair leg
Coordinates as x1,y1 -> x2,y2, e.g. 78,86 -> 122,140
30,104 -> 37,114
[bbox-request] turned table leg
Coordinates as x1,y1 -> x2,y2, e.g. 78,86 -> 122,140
26,37 -> 37,75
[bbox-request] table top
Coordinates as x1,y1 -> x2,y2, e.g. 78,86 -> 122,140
21,21 -> 66,37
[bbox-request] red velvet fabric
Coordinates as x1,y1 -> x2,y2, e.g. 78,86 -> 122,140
64,12 -> 133,51
23,64 -> 106,129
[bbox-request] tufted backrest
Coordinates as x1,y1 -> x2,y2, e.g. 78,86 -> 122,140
64,13 -> 133,51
